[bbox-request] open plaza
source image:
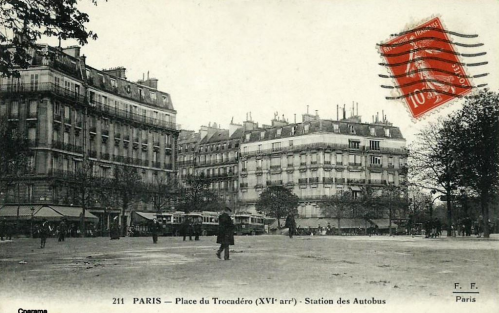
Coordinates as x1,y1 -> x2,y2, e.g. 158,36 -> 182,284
1,234 -> 498,312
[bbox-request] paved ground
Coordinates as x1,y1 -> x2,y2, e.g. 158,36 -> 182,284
0,234 -> 498,313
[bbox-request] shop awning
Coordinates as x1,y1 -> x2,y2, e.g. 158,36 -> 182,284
34,206 -> 64,221
133,211 -> 156,223
0,205 -> 43,220
370,219 -> 398,229
49,206 -> 99,222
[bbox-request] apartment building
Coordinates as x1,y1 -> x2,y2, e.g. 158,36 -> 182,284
238,111 -> 408,217
0,44 -> 179,230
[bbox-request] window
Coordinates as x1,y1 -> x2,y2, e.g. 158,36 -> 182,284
369,140 -> 380,150
348,124 -> 355,134
151,92 -> 157,101
349,140 -> 360,149
272,142 -> 281,152
30,74 -> 39,91
276,128 -> 282,137
384,128 -> 391,137
162,96 -> 169,104
370,155 -> 382,165
324,152 -> 331,164
257,159 -> 262,170
111,79 -> 117,88
311,153 -> 318,164
260,131 -> 265,139
291,126 -> 296,135
349,154 -> 362,165
245,133 -> 250,141
336,153 -> 343,165
29,100 -> 37,116
370,127 -> 376,136
304,124 -> 310,133
10,101 -> 19,117
289,140 -> 293,147
139,88 -> 143,100
333,124 -> 339,133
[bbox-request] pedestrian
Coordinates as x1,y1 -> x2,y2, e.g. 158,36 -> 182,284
58,218 -> 67,242
110,216 -> 120,240
284,213 -> 296,238
151,218 -> 160,244
216,207 -> 234,260
0,219 -> 5,241
194,218 -> 202,241
39,218 -> 52,248
181,217 -> 193,241
5,222 -> 13,240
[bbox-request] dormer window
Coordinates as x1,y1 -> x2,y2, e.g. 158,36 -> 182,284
304,124 -> 310,133
333,124 -> 339,133
348,125 -> 355,134
138,88 -> 143,100
384,128 -> 391,137
260,131 -> 265,140
291,126 -> 296,135
245,133 -> 250,141
370,127 -> 376,136
162,96 -> 168,104
276,128 -> 282,137
151,92 -> 156,101
110,79 -> 117,88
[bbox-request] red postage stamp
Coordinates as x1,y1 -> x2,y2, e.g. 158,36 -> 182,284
379,17 -> 474,119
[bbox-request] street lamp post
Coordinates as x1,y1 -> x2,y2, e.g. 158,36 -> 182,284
428,190 -> 440,220
30,206 -> 35,238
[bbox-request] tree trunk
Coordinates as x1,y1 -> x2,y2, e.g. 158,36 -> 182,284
337,218 -> 341,235
481,191 -> 490,238
446,189 -> 452,237
121,197 -> 128,237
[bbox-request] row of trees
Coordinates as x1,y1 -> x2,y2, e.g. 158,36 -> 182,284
410,90 -> 499,238
255,185 -> 408,235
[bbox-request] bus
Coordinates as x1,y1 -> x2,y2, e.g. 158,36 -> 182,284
156,211 -> 185,236
234,213 -> 265,235
186,211 -> 219,236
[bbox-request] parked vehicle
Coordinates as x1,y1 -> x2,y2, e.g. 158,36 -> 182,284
234,213 -> 265,235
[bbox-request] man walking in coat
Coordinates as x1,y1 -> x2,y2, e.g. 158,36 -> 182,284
216,207 -> 234,260
285,213 -> 296,238
40,218 -> 52,248
151,218 -> 160,244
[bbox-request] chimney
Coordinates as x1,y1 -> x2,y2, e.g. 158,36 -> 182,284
356,102 -> 359,116
343,104 -> 346,120
294,114 -> 296,123
337,105 -> 339,121
229,121 -> 242,137
103,67 -> 127,79
62,46 -> 81,58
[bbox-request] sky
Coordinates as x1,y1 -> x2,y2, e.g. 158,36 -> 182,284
46,0 -> 499,143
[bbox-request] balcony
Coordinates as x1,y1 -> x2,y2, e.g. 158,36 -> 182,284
123,135 -> 130,141
240,183 -> 249,189
102,129 -> 109,137
336,178 -> 345,184
255,167 -> 263,176
101,153 -> 110,161
270,165 -> 282,174
388,164 -> 395,168
0,82 -> 86,104
298,178 -> 308,185
254,184 -> 264,190
309,177 -> 319,187
369,163 -> 383,168
348,178 -> 365,184
89,150 -> 97,158
368,179 -> 386,185
266,180 -> 283,186
323,177 -> 334,185
27,111 -> 38,119
349,162 -> 362,166
89,126 -> 97,133
64,117 -> 71,124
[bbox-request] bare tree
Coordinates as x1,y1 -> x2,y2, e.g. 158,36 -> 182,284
409,119 -> 460,236
111,165 -> 143,236
320,191 -> 358,234
448,90 -> 499,238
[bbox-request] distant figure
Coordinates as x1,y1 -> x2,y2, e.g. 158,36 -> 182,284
110,217 -> 120,240
216,207 -> 235,260
181,217 -> 193,241
285,213 -> 296,238
0,219 -> 5,241
193,219 -> 202,241
58,219 -> 67,242
39,219 -> 52,248
151,218 -> 160,244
